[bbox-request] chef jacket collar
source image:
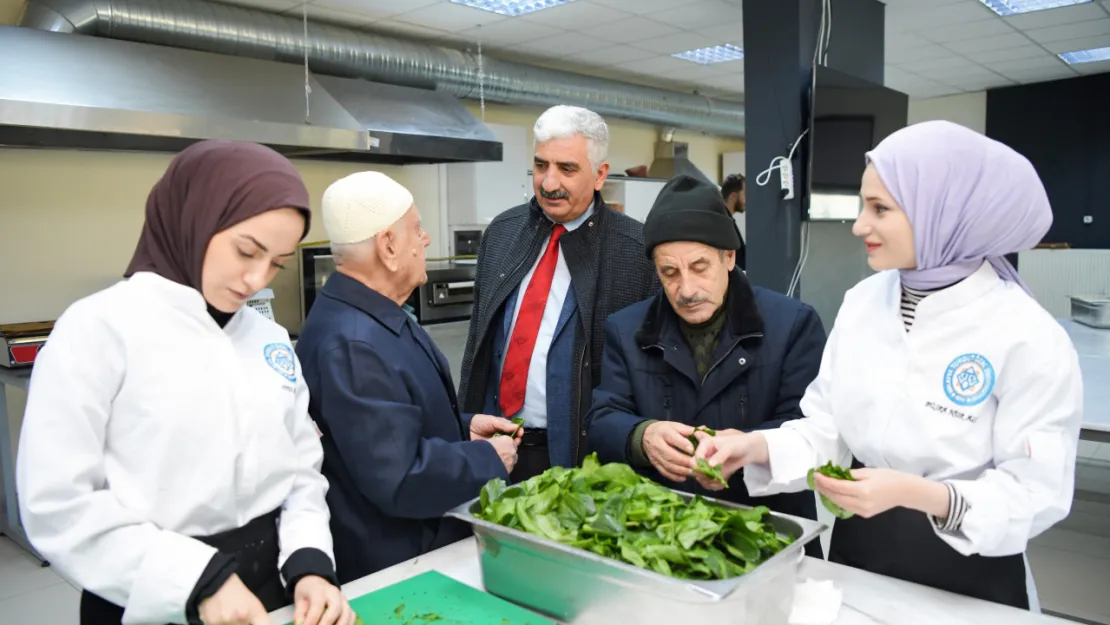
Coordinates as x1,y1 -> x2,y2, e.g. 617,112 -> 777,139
320,271 -> 408,336
129,271 -> 247,330
899,261 -> 1001,320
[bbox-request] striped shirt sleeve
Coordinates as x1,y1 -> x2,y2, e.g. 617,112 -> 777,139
931,481 -> 971,534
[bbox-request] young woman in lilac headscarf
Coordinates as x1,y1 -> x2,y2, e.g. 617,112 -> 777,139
691,121 -> 1083,609
17,141 -> 356,625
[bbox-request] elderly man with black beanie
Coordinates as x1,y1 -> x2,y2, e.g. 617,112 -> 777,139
585,175 -> 827,556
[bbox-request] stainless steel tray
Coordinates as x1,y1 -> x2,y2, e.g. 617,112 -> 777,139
1071,295 -> 1110,329
446,488 -> 827,625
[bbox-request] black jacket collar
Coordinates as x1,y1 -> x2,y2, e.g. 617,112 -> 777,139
320,272 -> 409,335
635,267 -> 764,349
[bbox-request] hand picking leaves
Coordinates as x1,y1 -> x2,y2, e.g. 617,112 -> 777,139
807,461 -> 856,519
493,417 -> 525,438
475,453 -> 792,581
687,426 -> 727,488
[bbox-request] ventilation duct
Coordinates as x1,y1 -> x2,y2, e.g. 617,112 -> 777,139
20,0 -> 746,138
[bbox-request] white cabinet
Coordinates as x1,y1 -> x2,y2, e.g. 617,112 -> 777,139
445,122 -> 529,230
601,177 -> 667,223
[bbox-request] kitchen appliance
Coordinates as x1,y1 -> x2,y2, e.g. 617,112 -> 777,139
0,321 -> 53,368
1070,295 -> 1110,329
446,489 -> 826,625
408,262 -> 476,325
299,244 -> 337,323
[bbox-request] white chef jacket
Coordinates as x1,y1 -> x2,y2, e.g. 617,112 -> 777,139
746,262 -> 1083,558
16,272 -> 333,625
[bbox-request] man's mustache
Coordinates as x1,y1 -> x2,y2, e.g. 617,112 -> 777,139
677,295 -> 708,307
540,188 -> 569,200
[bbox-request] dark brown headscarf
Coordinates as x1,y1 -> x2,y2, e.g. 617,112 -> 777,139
124,140 -> 312,290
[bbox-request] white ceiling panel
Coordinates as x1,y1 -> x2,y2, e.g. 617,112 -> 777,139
1074,58 -> 1110,73
885,2 -> 995,32
456,19 -> 562,46
578,16 -> 681,45
692,21 -> 745,45
644,0 -> 744,30
886,44 -> 958,64
284,5 -> 376,26
367,19 -> 452,41
921,19 -> 1016,43
573,45 -> 659,65
1044,33 -> 1110,53
995,65 -> 1078,82
589,0 -> 682,16
1004,2 -> 1108,29
898,55 -> 981,72
1025,19 -> 1110,44
613,55 -> 706,76
394,3 -> 507,31
315,0 -> 438,17
519,2 -> 631,29
657,64 -> 728,81
940,74 -> 1016,91
517,31 -> 614,55
970,44 -> 1052,63
945,32 -> 1035,54
631,31 -> 719,55
217,0 -> 302,12
886,31 -> 934,51
915,65 -> 1002,82
984,56 -> 1070,72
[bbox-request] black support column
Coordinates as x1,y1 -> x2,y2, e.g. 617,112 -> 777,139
742,0 -> 886,295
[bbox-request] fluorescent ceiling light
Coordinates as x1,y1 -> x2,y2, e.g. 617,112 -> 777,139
449,0 -> 578,16
672,44 -> 745,65
1058,46 -> 1110,64
978,0 -> 1091,17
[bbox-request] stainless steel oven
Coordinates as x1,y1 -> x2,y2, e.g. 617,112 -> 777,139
408,262 -> 476,324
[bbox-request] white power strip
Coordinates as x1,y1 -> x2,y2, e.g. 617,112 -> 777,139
780,159 -> 795,200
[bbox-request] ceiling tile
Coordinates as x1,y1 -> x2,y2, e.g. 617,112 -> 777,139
983,55 -> 1069,72
1004,2 -> 1108,30
1074,58 -> 1110,73
284,5 -> 376,27
899,55 -> 980,73
641,0 -> 744,31
456,19 -> 561,46
886,31 -> 936,51
658,64 -> 727,81
589,0 -> 679,16
216,0 -> 302,12
631,31 -> 718,55
945,32 -> 1034,54
915,65 -> 1002,82
970,44 -> 1051,63
886,44 -> 959,64
367,19 -> 453,41
691,21 -> 745,45
572,45 -> 659,65
578,15 -> 681,44
518,31 -> 615,55
1025,19 -> 1110,44
996,65 -> 1078,83
885,2 -> 995,33
1045,33 -> 1110,53
392,2 -> 508,31
316,0 -> 438,17
939,74 -> 1015,91
519,2 -> 631,29
613,55 -> 705,76
920,19 -> 1016,44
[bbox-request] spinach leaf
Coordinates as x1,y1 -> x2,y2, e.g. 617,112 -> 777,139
493,417 -> 525,438
474,453 -> 793,581
806,461 -> 856,519
694,458 -> 729,489
687,425 -> 717,447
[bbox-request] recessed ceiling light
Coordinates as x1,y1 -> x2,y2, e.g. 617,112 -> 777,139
672,44 -> 745,65
449,0 -> 578,17
977,0 -> 1091,17
1058,46 -> 1110,64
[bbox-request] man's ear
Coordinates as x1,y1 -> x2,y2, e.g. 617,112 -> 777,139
375,230 -> 398,272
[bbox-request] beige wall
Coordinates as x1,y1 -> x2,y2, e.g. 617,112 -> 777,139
0,0 -> 22,25
907,92 -> 987,134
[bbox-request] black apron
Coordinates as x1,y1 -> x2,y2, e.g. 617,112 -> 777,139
80,509 -> 286,625
827,459 -> 1029,610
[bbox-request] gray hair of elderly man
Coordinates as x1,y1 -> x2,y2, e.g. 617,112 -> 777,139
330,238 -> 373,267
533,105 -> 610,173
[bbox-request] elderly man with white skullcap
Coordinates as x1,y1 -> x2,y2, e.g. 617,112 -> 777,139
296,172 -> 520,583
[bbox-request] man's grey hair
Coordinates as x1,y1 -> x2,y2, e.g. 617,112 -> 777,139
330,237 -> 375,267
533,105 -> 610,172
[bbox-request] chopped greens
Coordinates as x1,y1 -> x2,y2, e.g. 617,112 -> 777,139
806,461 -> 856,519
493,417 -> 525,438
474,453 -> 793,581
687,426 -> 727,488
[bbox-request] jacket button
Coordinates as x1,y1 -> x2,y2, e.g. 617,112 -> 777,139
584,362 -> 589,368
738,357 -> 747,366
500,273 -> 505,278
581,429 -> 587,436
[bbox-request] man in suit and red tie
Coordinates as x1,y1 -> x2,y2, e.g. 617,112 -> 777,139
459,105 -> 659,482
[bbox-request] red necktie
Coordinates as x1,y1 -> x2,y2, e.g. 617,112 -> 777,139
499,224 -> 567,417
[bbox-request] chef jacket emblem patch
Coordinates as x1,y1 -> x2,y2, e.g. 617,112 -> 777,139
943,353 -> 994,406
264,343 -> 297,383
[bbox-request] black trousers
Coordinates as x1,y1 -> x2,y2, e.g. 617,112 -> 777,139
80,509 -> 286,625
509,429 -> 551,483
828,459 -> 1029,610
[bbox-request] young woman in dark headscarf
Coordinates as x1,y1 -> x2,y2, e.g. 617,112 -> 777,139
16,141 -> 356,625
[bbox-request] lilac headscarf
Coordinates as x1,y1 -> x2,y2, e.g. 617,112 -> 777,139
865,120 -> 1052,296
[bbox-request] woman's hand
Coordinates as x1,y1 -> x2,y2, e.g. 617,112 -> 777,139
813,468 -> 947,519
692,431 -> 769,489
199,574 -> 271,625
293,575 -> 356,625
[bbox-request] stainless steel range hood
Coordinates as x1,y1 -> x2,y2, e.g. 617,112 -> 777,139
0,26 -> 502,163
647,140 -> 716,186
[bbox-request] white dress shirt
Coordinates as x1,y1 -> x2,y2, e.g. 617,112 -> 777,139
501,202 -> 595,428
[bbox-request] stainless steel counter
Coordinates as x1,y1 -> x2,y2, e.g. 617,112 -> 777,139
268,538 -> 1072,625
0,367 -> 45,564
1059,319 -> 1110,443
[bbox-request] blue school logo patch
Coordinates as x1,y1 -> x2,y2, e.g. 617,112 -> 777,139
264,343 -> 297,383
943,353 -> 994,407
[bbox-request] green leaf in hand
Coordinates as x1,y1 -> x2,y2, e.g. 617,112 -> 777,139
694,457 -> 728,488
493,417 -> 525,438
807,461 -> 856,519
687,425 -> 717,447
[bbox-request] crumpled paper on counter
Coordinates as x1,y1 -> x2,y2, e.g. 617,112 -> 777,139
789,579 -> 843,625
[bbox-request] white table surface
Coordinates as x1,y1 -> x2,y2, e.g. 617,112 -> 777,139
1058,319 -> 1110,437
269,538 -> 1070,625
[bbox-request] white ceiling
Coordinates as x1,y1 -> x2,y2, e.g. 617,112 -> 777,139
217,0 -> 1110,101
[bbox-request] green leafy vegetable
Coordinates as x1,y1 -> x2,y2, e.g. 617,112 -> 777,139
806,461 -> 856,519
474,453 -> 792,581
687,425 -> 717,447
685,426 -> 727,488
494,417 -> 525,438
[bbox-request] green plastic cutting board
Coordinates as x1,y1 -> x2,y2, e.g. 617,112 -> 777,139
285,571 -> 556,625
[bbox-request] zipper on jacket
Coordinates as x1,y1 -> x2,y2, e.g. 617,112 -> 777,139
702,332 -> 763,386
663,396 -> 672,420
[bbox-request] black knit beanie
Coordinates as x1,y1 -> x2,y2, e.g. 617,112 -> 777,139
643,174 -> 744,259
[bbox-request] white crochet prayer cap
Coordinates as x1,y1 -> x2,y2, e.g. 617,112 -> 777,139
321,171 -> 415,244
